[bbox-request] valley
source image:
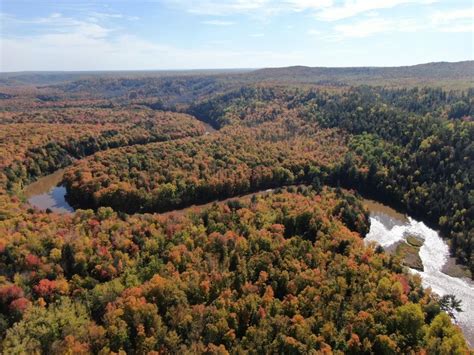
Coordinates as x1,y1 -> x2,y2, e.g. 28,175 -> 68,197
0,62 -> 473,353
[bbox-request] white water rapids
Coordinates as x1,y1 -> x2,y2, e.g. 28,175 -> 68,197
365,212 -> 474,345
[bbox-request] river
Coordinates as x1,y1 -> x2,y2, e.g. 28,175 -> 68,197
364,199 -> 474,346
23,175 -> 473,344
23,169 -> 74,214
22,119 -> 217,214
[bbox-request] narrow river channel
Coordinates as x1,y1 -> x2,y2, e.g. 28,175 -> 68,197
24,175 -> 473,344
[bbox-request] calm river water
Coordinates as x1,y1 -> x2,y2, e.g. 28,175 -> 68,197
23,169 -> 74,214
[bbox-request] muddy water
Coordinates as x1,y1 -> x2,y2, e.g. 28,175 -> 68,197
363,199 -> 474,346
23,169 -> 74,214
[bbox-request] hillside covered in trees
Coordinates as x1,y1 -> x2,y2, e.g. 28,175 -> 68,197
0,188 -> 469,353
0,63 -> 472,352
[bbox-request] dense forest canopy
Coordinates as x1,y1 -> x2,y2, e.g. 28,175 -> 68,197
0,188 -> 469,353
0,110 -> 206,194
0,62 -> 472,353
62,84 -> 474,275
62,124 -> 347,213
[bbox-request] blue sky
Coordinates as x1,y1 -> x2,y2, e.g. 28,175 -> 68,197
1,0 -> 473,71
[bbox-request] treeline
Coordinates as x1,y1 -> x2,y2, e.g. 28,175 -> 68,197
0,188 -> 468,353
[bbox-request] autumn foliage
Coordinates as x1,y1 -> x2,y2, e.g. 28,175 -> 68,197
0,75 -> 471,352
0,188 -> 468,352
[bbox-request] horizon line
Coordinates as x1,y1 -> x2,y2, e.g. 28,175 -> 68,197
1,60 -> 473,75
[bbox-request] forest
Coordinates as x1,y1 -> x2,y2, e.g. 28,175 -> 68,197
0,63 -> 472,353
0,109 -> 206,194
63,85 -> 474,275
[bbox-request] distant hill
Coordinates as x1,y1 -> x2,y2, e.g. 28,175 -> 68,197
0,69 -> 252,87
244,61 -> 474,88
0,61 -> 471,94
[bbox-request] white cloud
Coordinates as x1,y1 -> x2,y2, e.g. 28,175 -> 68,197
202,20 -> 236,25
1,35 -> 304,71
164,0 -> 270,16
439,23 -> 474,33
2,2 -> 472,71
87,12 -> 140,23
283,0 -> 334,11
333,18 -> 393,38
307,29 -> 322,35
88,12 -> 124,19
163,0 -> 436,21
0,13 -> 303,71
330,17 -> 421,38
2,12 -> 113,38
431,8 -> 474,33
431,8 -> 474,24
326,7 -> 473,40
163,0 -> 333,16
429,7 -> 474,32
316,0 -> 437,21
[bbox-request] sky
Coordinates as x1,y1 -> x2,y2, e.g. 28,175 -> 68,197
0,0 -> 473,71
